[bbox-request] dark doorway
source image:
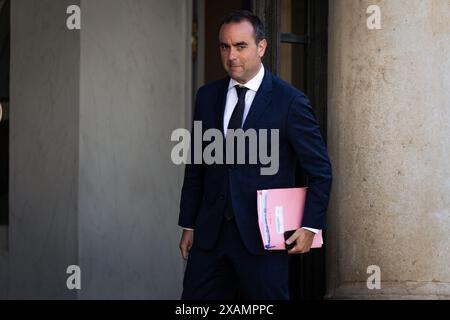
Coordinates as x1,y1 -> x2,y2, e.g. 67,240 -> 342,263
253,0 -> 328,300
253,0 -> 329,300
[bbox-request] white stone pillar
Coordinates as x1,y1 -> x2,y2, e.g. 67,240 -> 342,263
326,0 -> 450,299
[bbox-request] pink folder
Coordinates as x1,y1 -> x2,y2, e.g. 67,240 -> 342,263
257,187 -> 323,250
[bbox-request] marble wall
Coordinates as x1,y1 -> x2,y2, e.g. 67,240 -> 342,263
7,0 -> 80,299
1,0 -> 191,299
78,0 -> 191,299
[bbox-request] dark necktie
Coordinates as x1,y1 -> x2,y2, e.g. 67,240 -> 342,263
227,85 -> 248,131
224,85 -> 248,221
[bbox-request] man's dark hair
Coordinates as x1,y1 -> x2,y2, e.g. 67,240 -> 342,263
220,10 -> 266,44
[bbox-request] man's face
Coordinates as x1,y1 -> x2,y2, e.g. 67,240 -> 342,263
219,20 -> 267,84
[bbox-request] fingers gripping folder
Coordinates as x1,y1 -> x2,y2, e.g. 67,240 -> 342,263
257,188 -> 323,250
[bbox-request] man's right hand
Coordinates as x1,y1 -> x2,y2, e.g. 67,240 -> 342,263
179,229 -> 194,260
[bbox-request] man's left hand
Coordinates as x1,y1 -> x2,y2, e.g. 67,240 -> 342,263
286,228 -> 315,254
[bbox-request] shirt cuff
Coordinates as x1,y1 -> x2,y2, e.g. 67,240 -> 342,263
302,227 -> 319,234
182,227 -> 194,231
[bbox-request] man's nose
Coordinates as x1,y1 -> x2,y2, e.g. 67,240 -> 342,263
228,48 -> 237,61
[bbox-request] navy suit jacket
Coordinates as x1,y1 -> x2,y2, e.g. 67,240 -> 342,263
178,68 -> 332,255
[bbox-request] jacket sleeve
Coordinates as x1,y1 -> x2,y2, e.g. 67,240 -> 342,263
178,89 -> 205,229
286,93 -> 332,229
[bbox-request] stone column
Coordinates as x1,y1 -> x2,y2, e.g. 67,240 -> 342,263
326,0 -> 450,299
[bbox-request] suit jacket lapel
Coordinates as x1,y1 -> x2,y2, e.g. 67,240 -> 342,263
215,77 -> 230,138
242,69 -> 273,131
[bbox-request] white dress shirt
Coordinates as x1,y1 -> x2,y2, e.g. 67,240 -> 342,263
223,63 -> 265,134
184,64 -> 319,235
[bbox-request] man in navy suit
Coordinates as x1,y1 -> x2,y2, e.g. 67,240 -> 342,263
178,10 -> 332,300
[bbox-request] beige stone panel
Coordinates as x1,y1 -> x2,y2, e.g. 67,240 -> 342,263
327,0 -> 450,299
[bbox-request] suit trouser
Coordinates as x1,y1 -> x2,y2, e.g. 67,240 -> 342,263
181,217 -> 290,300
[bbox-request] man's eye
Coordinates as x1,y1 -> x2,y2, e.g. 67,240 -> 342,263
220,45 -> 229,50
237,45 -> 246,50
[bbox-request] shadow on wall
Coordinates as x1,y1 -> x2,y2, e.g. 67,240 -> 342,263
0,0 -> 10,226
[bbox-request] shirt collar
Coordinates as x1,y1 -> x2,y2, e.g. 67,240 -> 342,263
228,64 -> 265,92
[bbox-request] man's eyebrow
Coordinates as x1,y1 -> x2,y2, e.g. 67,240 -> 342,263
219,42 -> 249,47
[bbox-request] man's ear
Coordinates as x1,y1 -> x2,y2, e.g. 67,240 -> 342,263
258,39 -> 267,58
